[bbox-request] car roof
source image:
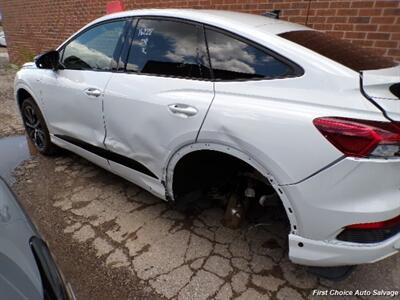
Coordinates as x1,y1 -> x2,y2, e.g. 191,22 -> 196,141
91,9 -> 308,35
59,9 -> 358,77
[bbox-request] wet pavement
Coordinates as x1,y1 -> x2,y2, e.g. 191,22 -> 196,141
0,53 -> 399,300
0,135 -> 30,183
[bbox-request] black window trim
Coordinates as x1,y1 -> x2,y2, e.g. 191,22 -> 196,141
202,24 -> 215,81
121,16 -> 213,82
119,15 -> 304,82
58,17 -> 132,73
117,18 -> 139,72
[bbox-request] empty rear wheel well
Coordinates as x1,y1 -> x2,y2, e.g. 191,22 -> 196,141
172,149 -> 290,230
173,150 -> 257,198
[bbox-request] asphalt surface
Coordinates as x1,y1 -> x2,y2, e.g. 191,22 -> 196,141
0,52 -> 399,300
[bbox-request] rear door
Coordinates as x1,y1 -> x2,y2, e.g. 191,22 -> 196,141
103,18 -> 214,191
40,19 -> 128,159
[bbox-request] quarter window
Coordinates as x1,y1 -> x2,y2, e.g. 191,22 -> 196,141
126,19 -> 210,79
205,29 -> 294,80
62,20 -> 126,71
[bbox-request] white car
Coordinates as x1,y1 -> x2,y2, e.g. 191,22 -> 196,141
14,9 -> 400,270
0,31 -> 6,47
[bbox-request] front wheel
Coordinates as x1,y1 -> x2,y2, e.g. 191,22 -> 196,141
21,97 -> 58,155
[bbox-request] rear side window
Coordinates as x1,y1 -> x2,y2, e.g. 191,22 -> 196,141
126,19 -> 211,79
205,29 -> 295,80
62,20 -> 126,71
279,30 -> 397,72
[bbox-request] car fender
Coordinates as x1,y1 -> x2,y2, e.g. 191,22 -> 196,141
14,75 -> 51,129
14,80 -> 39,109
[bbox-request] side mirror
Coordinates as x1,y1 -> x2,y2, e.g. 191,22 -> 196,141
35,50 -> 60,71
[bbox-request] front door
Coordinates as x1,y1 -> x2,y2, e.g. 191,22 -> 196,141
40,19 -> 128,152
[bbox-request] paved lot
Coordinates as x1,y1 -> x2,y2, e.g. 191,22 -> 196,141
0,54 -> 399,300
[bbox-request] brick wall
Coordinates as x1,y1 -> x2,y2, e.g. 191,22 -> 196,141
0,0 -> 399,64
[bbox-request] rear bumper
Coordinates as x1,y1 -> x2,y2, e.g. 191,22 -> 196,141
283,157 -> 400,266
289,233 -> 400,266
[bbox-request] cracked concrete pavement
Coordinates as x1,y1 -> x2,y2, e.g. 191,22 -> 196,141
1,53 -> 399,300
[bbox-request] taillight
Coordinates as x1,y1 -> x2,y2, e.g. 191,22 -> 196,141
313,117 -> 400,158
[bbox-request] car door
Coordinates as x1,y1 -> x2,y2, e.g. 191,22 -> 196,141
39,19 -> 128,156
103,18 -> 214,195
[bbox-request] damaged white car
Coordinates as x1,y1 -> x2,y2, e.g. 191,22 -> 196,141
14,9 -> 400,276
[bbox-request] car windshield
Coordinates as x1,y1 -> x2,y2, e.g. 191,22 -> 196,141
279,30 -> 397,72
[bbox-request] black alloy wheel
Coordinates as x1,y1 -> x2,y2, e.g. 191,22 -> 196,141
21,97 -> 57,155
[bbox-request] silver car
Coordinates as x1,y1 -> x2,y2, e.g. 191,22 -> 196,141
0,177 -> 75,300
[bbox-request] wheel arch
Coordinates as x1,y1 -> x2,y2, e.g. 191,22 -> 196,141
165,142 -> 299,235
15,85 -> 51,130
16,87 -> 33,109
15,82 -> 42,110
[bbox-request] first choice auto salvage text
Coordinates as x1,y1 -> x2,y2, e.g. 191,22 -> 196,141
312,289 -> 399,297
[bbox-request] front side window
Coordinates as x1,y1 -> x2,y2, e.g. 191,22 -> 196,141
62,20 -> 126,71
126,19 -> 210,79
206,29 -> 294,80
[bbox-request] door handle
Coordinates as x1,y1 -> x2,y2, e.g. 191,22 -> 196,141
168,104 -> 198,118
84,88 -> 102,98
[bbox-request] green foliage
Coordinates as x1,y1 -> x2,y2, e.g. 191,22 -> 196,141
18,47 -> 36,65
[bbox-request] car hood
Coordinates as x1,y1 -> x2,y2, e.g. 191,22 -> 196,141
22,62 -> 36,69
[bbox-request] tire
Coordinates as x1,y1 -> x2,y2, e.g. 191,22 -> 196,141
21,97 -> 58,155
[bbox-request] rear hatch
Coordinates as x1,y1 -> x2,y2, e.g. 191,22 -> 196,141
279,30 -> 400,120
362,65 -> 400,121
